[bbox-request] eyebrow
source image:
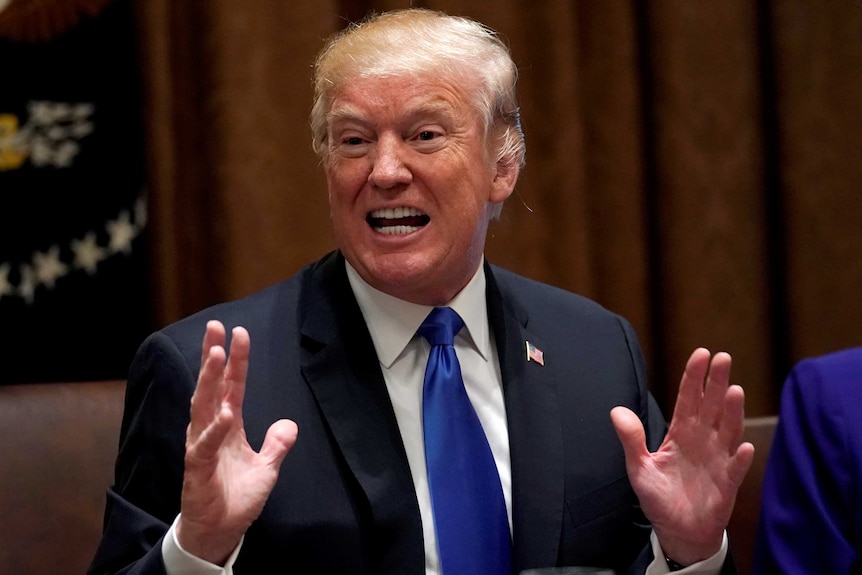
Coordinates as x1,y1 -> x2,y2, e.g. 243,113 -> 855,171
327,100 -> 458,128
327,104 -> 364,125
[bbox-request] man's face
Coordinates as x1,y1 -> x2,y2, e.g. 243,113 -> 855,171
325,73 -> 516,305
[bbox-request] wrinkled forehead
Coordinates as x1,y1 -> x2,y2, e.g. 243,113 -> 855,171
320,58 -> 481,104
325,68 -> 486,124
325,73 -> 485,134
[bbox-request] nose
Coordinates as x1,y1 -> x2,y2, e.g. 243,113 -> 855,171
368,135 -> 412,189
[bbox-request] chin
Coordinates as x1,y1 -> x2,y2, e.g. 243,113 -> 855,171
360,256 -> 438,295
366,261 -> 427,288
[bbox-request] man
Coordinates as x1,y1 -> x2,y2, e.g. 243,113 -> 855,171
90,9 -> 753,575
753,347 -> 862,574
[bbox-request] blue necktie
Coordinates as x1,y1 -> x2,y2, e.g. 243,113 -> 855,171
419,307 -> 511,575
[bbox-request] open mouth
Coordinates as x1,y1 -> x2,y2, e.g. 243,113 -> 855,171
367,207 -> 430,235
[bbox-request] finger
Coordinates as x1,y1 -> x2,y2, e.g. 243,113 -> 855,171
188,403 -> 236,465
701,352 -> 732,427
201,320 -> 226,360
717,384 -> 746,452
189,342 -> 227,438
198,321 -> 228,416
610,406 -> 649,471
260,419 -> 299,469
727,441 -> 755,486
671,348 -> 711,421
224,326 -> 251,412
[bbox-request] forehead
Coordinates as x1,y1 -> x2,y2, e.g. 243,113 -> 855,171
327,73 -> 481,126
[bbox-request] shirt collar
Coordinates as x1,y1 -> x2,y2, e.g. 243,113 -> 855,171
345,259 -> 491,368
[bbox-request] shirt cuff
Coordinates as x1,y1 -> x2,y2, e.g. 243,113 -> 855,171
646,530 -> 728,575
161,514 -> 244,575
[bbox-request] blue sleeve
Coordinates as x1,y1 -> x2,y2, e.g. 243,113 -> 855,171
753,349 -> 862,574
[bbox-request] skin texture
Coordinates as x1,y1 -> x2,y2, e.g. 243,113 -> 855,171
324,74 -> 517,306
611,348 -> 755,565
177,322 -> 297,564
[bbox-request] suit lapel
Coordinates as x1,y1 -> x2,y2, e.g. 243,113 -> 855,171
486,263 -> 565,572
299,252 -> 424,574
295,255 -> 565,572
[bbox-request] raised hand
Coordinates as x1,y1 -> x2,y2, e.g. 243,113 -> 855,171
610,348 -> 755,566
176,320 -> 298,565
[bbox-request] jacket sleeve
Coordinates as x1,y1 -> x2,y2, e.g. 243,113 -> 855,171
88,331 -> 198,575
753,352 -> 862,573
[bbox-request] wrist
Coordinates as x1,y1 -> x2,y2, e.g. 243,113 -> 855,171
176,514 -> 240,566
656,531 -> 722,567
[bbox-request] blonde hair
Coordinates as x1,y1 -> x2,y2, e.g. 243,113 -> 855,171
310,8 -> 525,173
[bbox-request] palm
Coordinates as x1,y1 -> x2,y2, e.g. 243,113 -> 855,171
178,321 -> 298,565
611,348 -> 754,565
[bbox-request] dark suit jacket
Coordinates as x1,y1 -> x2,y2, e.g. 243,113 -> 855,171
90,251 -> 673,575
753,347 -> 862,574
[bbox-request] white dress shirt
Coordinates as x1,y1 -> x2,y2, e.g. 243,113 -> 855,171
346,259 -> 512,574
161,258 -> 725,575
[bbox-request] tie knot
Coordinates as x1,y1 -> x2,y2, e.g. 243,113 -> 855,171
418,307 -> 463,347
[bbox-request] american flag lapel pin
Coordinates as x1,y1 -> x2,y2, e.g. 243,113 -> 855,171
525,341 -> 544,366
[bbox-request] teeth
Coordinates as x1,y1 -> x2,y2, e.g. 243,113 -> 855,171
378,225 -> 422,235
368,206 -> 427,235
369,207 -> 425,219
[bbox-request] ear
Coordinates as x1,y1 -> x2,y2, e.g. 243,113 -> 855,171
489,157 -> 519,204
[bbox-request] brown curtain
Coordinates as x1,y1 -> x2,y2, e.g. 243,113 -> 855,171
133,0 -> 862,417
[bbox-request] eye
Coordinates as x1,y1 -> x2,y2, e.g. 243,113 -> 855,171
333,131 -> 370,158
408,126 -> 446,153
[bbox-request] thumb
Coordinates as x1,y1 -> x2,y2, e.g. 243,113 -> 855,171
728,441 -> 756,486
260,419 -> 298,468
610,406 -> 649,465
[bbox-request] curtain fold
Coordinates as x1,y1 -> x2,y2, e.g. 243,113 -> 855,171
134,0 -> 862,416
642,1 -> 775,413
